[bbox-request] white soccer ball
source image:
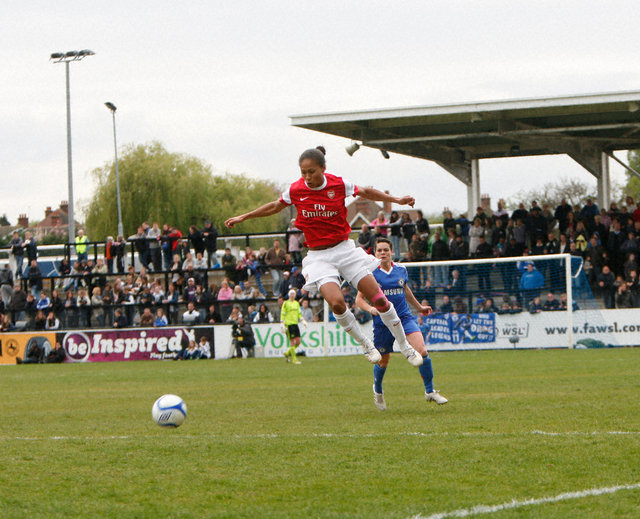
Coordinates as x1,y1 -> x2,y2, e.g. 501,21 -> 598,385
152,394 -> 187,427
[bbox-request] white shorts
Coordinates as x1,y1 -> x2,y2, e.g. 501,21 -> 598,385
301,240 -> 381,293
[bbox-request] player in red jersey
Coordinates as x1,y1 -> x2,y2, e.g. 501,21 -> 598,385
225,146 -> 422,366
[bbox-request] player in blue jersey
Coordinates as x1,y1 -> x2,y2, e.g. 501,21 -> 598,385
355,238 -> 448,410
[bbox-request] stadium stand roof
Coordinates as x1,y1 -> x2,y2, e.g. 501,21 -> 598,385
290,90 -> 640,214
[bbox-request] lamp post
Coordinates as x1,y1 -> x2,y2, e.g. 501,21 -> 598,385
50,49 -> 95,244
105,102 -> 124,237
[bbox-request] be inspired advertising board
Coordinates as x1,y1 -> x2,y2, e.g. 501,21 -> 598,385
59,327 -> 215,362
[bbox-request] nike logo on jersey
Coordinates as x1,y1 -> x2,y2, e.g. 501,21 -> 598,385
300,196 -> 310,201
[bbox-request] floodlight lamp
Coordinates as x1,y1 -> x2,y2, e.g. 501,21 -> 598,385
345,142 -> 360,156
105,102 -> 117,113
65,51 -> 79,58
78,49 -> 95,57
50,52 -> 64,60
380,149 -> 390,159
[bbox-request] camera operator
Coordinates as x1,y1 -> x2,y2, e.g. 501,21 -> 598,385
231,316 -> 255,359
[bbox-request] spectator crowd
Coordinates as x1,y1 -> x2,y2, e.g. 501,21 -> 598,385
2,194 -> 640,332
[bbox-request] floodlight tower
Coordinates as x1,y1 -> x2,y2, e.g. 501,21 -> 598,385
50,49 -> 95,243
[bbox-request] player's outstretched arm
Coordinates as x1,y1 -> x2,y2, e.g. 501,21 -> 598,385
355,291 -> 379,316
225,200 -> 287,229
404,284 -> 432,316
356,186 -> 415,208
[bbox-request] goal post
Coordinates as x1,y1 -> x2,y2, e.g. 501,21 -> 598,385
400,253 -> 591,350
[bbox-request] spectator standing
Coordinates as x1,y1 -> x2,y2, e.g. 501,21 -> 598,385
26,259 -> 43,299
24,231 -> 38,264
357,224 -> 376,254
9,231 -> 24,279
202,220 -> 219,269
468,217 -> 485,255
554,199 -> 573,234
130,227 -> 150,270
265,240 -> 286,297
0,264 -> 14,309
388,211 -> 402,260
287,218 -> 303,264
519,264 -> 545,304
188,225 -> 205,257
597,265 -> 616,309
112,235 -> 126,274
370,211 -> 389,236
91,287 -> 104,327
9,284 -> 27,323
75,229 -> 89,264
415,210 -> 430,239
147,222 -> 162,272
400,212 -> 415,251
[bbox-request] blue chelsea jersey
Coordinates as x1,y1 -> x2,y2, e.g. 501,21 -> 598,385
372,263 -> 413,326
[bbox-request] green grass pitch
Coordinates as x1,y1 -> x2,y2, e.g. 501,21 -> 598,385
1,348 -> 639,518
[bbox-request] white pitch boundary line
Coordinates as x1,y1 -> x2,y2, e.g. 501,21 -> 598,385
412,483 -> 640,519
1,430 -> 639,441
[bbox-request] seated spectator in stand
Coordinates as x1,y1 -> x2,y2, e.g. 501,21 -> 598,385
33,309 -> 47,330
153,308 -> 168,327
438,294 -> 453,313
139,307 -> 155,327
542,292 -> 560,311
300,299 -> 313,323
36,290 -> 51,313
251,303 -> 272,323
205,303 -> 222,324
227,305 -> 243,323
113,308 -> 129,328
182,301 -> 201,325
198,335 -> 212,359
480,297 -> 498,313
528,296 -> 544,314
452,296 -> 468,314
45,311 -> 60,330
616,281 -> 634,309
193,251 -> 207,270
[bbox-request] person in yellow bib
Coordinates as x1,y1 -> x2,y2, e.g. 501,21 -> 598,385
75,229 -> 89,263
280,289 -> 306,364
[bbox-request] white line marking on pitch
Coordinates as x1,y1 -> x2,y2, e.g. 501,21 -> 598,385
412,483 -> 640,519
1,430 -> 639,441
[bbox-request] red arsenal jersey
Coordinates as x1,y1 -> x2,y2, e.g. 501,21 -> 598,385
280,173 -> 359,248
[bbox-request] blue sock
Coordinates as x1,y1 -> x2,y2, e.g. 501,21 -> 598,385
373,364 -> 386,394
419,355 -> 434,393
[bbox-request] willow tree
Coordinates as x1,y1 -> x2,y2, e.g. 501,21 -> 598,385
84,141 -> 285,239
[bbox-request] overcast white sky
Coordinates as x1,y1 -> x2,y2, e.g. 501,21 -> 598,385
3,0 -> 640,225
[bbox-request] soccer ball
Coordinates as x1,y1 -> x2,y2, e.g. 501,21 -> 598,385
152,394 -> 187,427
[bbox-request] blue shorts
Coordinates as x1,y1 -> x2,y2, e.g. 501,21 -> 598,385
373,314 -> 420,355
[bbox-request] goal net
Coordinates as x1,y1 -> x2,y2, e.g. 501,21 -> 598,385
401,253 -> 618,350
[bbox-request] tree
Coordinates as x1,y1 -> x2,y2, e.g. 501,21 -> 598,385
624,150 -> 640,202
84,141 -> 286,239
0,214 -> 10,226
505,176 -> 621,212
